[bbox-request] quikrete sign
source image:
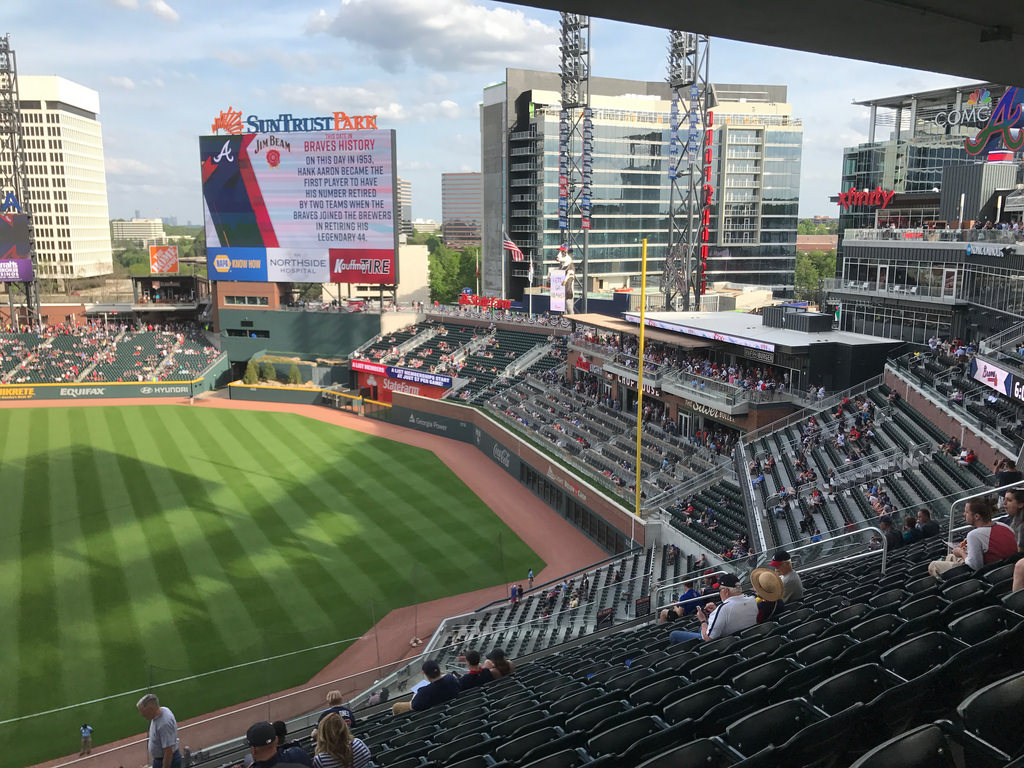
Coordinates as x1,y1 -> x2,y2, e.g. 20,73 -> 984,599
837,186 -> 896,210
211,107 -> 379,135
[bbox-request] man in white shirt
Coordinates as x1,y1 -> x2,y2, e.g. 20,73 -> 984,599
669,573 -> 758,644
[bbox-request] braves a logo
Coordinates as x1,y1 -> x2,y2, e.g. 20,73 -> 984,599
212,140 -> 235,164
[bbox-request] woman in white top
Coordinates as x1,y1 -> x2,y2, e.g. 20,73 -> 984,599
312,713 -> 371,768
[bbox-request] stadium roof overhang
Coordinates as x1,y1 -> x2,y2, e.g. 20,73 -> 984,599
573,313 -> 713,348
512,1 -> 1024,82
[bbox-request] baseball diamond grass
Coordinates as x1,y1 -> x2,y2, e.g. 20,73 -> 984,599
0,406 -> 542,767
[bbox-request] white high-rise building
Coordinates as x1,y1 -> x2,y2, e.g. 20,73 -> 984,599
6,76 -> 113,278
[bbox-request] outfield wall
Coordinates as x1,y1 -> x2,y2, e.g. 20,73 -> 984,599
0,355 -> 231,401
389,392 -> 643,553
227,381 -> 327,405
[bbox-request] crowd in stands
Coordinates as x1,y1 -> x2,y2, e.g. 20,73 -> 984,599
0,320 -> 219,384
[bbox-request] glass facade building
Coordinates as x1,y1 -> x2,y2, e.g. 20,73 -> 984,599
481,70 -> 802,299
441,172 -> 483,250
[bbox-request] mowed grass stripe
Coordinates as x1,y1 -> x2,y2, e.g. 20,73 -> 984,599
145,407 -> 263,645
0,410 -> 31,717
220,412 -> 401,621
137,407 -> 253,663
178,410 -> 323,652
15,409 -> 64,715
51,410 -> 107,709
102,407 -> 199,673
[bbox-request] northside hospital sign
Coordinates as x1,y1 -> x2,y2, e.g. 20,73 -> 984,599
202,106 -> 397,286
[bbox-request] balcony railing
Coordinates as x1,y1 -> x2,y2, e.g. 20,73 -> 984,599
844,227 -> 1023,244
823,278 -> 956,302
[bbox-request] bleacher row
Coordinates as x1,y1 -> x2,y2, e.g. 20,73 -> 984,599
744,383 -> 990,548
324,532 -> 1024,768
428,551 -> 651,673
353,321 -> 560,402
0,327 -> 220,384
485,379 -> 720,500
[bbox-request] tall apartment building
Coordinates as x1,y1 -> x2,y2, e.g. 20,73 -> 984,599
480,69 -> 802,299
396,177 -> 413,237
111,217 -> 165,246
441,172 -> 483,250
3,76 -> 113,278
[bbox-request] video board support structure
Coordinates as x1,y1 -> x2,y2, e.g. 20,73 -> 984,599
663,31 -> 712,312
0,34 -> 40,327
559,13 -> 590,314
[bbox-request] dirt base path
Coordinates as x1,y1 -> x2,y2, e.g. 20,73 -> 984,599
16,395 -> 606,768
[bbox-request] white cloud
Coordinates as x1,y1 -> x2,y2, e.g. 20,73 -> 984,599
105,156 -> 154,175
147,0 -> 179,22
279,84 -> 460,123
109,76 -> 136,90
308,0 -> 559,73
110,0 -> 138,7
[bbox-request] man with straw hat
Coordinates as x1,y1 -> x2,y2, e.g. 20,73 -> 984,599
750,568 -> 785,623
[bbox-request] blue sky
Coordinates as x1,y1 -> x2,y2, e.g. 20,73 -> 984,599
7,0 -> 975,223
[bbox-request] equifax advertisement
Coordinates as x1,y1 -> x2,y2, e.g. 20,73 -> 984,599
201,129 -> 396,283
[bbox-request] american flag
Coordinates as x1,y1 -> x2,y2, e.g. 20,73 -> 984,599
503,231 -> 525,262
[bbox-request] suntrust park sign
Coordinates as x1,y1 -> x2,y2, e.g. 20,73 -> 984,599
211,107 -> 379,134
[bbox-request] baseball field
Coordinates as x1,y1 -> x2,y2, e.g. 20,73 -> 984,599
1,405 -> 541,767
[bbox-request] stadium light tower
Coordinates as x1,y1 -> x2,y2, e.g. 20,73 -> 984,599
558,12 -> 591,313
663,31 -> 713,312
0,34 -> 40,327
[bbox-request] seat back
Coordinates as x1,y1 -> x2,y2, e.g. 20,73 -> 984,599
796,635 -> 852,666
662,685 -> 733,724
949,606 -> 1023,645
847,724 -> 961,768
730,658 -> 800,693
809,664 -> 902,715
724,698 -> 821,757
586,715 -> 664,758
957,670 -> 1024,756
634,737 -> 740,768
880,631 -> 967,680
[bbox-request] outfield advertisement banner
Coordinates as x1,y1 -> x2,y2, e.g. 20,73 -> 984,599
351,359 -> 452,388
201,129 -> 397,284
0,381 -> 195,400
149,245 -> 179,274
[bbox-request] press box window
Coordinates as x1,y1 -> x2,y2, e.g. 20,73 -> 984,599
225,296 -> 269,306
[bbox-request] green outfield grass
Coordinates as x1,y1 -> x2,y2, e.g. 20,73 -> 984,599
0,406 -> 542,767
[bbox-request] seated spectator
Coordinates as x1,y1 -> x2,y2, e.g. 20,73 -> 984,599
246,721 -> 309,768
902,515 -> 922,545
483,648 -> 514,679
769,549 -> 804,603
916,508 -> 940,538
274,721 -> 312,768
1003,488 -> 1024,552
928,497 -> 1018,577
658,581 -> 700,623
877,515 -> 903,551
312,713 -> 371,768
317,690 -> 355,728
750,567 -> 785,623
458,649 -> 493,691
958,448 -> 977,467
391,659 -> 460,715
668,573 -> 757,644
366,687 -> 389,707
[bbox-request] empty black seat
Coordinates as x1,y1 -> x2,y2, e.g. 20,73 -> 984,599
830,602 -> 873,624
880,631 -> 967,681
564,699 -> 629,732
957,670 -> 1024,757
941,578 -> 984,602
785,617 -> 833,642
688,653 -> 743,682
586,715 -> 665,758
697,635 -> 743,655
904,574 -> 939,594
662,685 -> 733,725
796,635 -> 852,666
425,734 -> 492,764
635,737 -> 741,768
518,748 -> 590,768
738,634 -> 786,660
849,613 -> 904,641
847,723 -> 1009,768
724,697 -> 821,757
948,605 -> 1024,644
494,726 -> 563,763
628,675 -> 687,706
809,664 -> 904,716
869,588 -> 908,609
730,657 -> 800,693
899,593 -> 947,619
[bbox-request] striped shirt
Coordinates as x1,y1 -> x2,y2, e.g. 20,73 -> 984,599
312,739 -> 371,768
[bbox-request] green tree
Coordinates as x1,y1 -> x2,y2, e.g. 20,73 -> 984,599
288,363 -> 302,385
243,359 -> 259,385
456,247 -> 479,293
794,249 -> 837,302
260,361 -> 278,383
427,242 -> 462,304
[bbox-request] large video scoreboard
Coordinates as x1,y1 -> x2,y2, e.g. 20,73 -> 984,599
200,128 -> 398,284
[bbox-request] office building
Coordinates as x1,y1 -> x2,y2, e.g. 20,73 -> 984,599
3,76 -> 113,278
442,172 -> 483,249
111,217 -> 165,246
480,69 -> 802,300
396,177 -> 413,237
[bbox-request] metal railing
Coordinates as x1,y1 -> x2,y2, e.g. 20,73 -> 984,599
980,319 -> 1024,354
844,227 -> 1024,244
823,278 -> 954,301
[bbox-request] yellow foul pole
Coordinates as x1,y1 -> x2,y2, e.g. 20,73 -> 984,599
634,238 -> 648,520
